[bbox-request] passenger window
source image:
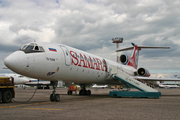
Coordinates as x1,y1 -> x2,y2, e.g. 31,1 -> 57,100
18,76 -> 24,78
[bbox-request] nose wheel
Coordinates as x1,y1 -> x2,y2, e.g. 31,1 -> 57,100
50,81 -> 60,102
50,94 -> 60,102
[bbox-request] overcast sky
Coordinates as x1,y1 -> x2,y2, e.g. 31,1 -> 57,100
0,0 -> 180,79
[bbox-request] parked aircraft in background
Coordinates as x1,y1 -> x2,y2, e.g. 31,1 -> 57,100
4,42 -> 180,102
0,73 -> 29,85
25,80 -> 63,89
92,84 -> 108,88
157,81 -> 179,88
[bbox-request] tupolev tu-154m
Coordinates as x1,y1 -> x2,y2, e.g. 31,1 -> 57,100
4,42 -> 180,101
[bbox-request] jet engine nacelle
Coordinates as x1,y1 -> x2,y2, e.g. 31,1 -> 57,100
137,67 -> 150,77
120,54 -> 130,65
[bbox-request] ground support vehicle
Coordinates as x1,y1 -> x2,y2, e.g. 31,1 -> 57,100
109,90 -> 161,98
0,77 -> 15,103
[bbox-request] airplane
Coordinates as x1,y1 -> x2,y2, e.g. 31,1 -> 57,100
0,73 -> 29,85
92,84 -> 108,88
157,81 -> 179,88
23,79 -> 51,89
25,80 -> 64,89
4,42 -> 180,102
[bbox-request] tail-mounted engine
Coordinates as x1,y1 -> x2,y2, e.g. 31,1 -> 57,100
120,54 -> 137,68
137,67 -> 150,77
120,54 -> 129,65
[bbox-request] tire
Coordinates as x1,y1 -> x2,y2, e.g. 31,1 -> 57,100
113,94 -> 117,98
79,90 -> 82,95
67,91 -> 72,95
87,90 -> 91,95
84,90 -> 88,95
55,94 -> 60,102
44,86 -> 50,89
50,94 -> 55,102
2,90 -> 12,103
0,91 -> 2,102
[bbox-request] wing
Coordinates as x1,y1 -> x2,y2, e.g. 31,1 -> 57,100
135,76 -> 180,81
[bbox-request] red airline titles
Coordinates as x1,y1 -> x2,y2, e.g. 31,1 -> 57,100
70,50 -> 107,72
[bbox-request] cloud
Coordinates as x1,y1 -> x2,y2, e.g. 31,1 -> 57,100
0,0 -> 179,78
140,38 -> 180,58
0,44 -> 19,52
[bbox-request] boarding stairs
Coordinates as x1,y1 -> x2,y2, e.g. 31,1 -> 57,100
135,77 -> 156,88
111,66 -> 158,92
117,67 -> 156,88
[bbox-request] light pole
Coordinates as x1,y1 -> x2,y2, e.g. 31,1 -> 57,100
174,75 -> 177,85
112,37 -> 123,62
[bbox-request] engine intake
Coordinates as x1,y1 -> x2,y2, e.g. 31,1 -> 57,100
120,54 -> 129,65
137,67 -> 150,77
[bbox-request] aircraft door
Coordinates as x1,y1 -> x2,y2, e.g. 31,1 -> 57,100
24,54 -> 34,74
103,59 -> 111,74
60,45 -> 71,66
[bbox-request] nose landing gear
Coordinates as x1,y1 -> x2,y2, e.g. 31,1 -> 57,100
50,81 -> 60,102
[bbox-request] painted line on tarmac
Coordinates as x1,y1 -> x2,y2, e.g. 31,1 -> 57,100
23,108 -> 62,110
0,96 -> 103,108
0,102 -> 52,108
60,96 -> 102,102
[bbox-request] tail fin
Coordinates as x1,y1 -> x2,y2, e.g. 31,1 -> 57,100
130,43 -> 140,69
117,43 -> 170,69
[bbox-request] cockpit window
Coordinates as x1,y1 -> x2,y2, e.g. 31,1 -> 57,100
20,43 -> 45,54
26,45 -> 34,50
21,45 -> 27,50
39,46 -> 44,51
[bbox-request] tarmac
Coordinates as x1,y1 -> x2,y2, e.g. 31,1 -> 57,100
0,88 -> 180,120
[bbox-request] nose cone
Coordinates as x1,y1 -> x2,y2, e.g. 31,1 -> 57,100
4,51 -> 27,74
14,78 -> 29,85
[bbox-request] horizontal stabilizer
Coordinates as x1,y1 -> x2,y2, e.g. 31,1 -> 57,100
116,47 -> 134,52
116,45 -> 170,52
137,46 -> 170,49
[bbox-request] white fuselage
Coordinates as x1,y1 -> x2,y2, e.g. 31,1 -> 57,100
159,84 -> 179,88
4,42 -> 136,85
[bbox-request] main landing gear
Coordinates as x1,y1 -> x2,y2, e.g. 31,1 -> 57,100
79,85 -> 91,95
50,81 -> 60,102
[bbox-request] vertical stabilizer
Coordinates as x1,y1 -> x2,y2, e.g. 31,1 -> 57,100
117,43 -> 170,69
130,43 -> 140,69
